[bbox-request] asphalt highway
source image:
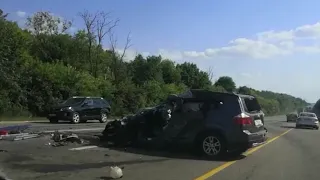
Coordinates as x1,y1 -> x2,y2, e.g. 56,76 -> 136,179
0,115 -> 319,180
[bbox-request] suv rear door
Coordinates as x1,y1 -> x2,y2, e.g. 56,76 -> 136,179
92,98 -> 104,118
239,96 -> 265,133
81,98 -> 96,118
98,98 -> 111,112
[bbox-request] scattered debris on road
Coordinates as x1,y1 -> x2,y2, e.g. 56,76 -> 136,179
0,133 -> 40,141
49,131 -> 84,147
0,125 -> 41,141
0,124 -> 31,133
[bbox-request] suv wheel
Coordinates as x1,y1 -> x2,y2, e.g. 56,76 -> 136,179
99,112 -> 108,123
71,112 -> 80,124
197,133 -> 226,158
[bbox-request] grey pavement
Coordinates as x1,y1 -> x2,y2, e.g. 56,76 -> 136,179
0,115 -> 313,180
210,124 -> 319,180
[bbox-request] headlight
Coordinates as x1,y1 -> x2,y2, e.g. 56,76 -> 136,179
61,107 -> 72,111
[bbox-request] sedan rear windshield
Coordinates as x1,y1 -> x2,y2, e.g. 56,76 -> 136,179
300,113 -> 316,118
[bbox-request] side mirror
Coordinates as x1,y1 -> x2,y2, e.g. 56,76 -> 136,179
82,102 -> 88,106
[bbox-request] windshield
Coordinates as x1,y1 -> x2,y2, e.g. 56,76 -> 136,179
300,113 -> 316,118
62,98 -> 85,105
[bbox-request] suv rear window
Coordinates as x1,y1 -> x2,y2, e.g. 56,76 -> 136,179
241,97 -> 261,113
99,99 -> 110,106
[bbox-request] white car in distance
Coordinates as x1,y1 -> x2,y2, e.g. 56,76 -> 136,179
296,112 -> 319,130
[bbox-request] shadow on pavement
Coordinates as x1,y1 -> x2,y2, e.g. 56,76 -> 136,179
5,154 -> 34,163
82,135 -> 246,163
99,177 -> 113,180
280,125 -> 295,129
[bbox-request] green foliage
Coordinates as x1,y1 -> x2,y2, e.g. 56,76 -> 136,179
237,86 -> 307,115
177,62 -> 212,89
0,10 -> 308,119
214,76 -> 236,92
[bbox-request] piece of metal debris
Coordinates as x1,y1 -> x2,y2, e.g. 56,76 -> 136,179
49,131 -> 84,147
0,125 -> 31,133
0,133 -> 40,141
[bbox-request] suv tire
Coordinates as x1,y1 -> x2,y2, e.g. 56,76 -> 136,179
99,112 -> 108,123
71,112 -> 80,124
197,132 -> 226,158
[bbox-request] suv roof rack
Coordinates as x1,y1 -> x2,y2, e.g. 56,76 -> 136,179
72,96 -> 104,99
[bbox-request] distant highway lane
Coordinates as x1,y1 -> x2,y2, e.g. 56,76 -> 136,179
1,115 -> 320,180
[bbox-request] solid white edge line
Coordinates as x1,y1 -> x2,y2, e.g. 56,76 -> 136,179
69,145 -> 98,151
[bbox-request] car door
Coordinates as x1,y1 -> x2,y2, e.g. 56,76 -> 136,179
92,98 -> 103,119
161,99 -> 204,142
82,98 -> 95,119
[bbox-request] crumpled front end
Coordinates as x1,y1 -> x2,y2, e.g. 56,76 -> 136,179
101,106 -> 173,147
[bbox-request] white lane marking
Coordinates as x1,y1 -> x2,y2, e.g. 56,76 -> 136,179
43,128 -> 104,133
69,145 -> 98,151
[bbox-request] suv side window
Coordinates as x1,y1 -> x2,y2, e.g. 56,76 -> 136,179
182,102 -> 203,112
85,98 -> 93,106
93,99 -> 101,106
100,99 -> 109,106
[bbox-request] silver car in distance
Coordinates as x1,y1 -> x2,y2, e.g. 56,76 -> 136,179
296,112 -> 319,130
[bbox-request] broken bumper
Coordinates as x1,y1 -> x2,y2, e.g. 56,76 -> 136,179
247,127 -> 268,148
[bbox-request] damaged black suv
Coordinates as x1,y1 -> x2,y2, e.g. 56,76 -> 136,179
102,89 -> 267,158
